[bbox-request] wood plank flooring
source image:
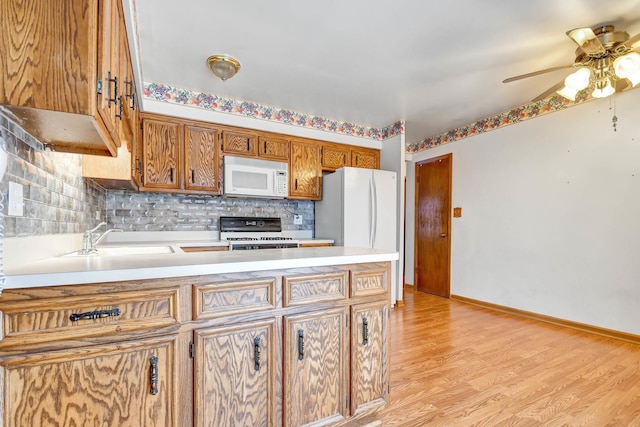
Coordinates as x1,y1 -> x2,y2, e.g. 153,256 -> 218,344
377,286 -> 640,426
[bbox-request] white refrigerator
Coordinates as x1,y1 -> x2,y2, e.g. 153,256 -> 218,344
315,167 -> 398,302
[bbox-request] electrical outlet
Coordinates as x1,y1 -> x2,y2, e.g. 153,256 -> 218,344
294,214 -> 303,225
95,210 -> 101,220
8,181 -> 24,217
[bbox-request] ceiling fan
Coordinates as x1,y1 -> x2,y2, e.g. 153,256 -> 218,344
503,25 -> 640,102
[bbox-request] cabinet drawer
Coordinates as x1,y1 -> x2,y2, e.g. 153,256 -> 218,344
350,269 -> 388,297
0,288 -> 179,347
283,272 -> 348,307
193,278 -> 277,320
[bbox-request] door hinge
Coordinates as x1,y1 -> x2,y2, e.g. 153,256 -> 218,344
96,79 -> 103,95
139,121 -> 143,130
189,341 -> 195,358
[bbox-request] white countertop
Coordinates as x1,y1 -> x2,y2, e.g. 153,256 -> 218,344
4,246 -> 398,289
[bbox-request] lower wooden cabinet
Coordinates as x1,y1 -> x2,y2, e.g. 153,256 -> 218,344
351,301 -> 389,417
1,335 -> 176,427
0,262 -> 390,427
284,308 -> 349,427
194,319 -> 277,427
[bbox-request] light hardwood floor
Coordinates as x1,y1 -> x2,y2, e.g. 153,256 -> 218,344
378,286 -> 640,426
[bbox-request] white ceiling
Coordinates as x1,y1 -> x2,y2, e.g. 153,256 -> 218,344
131,0 -> 640,144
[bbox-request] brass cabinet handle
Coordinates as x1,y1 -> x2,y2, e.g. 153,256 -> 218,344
69,308 -> 120,322
297,329 -> 304,360
149,356 -> 159,395
254,337 -> 262,371
362,317 -> 369,345
190,169 -> 195,184
263,140 -> 267,153
169,167 -> 174,183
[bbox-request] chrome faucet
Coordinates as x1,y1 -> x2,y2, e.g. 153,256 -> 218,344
80,222 -> 123,255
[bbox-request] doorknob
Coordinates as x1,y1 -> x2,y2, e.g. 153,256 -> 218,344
440,233 -> 447,238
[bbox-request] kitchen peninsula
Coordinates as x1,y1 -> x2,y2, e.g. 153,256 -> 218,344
0,245 -> 398,426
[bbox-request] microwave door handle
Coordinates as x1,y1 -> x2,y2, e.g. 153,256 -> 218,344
371,174 -> 377,247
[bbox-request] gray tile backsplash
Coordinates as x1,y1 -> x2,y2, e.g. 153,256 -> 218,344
107,191 -> 314,232
0,113 -> 106,237
0,112 -> 314,238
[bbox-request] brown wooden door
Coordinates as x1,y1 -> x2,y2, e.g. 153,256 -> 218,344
194,319 -> 277,427
350,301 -> 389,417
222,130 -> 257,156
415,154 -> 452,297
184,125 -> 220,193
2,336 -> 176,427
321,143 -> 350,171
284,308 -> 348,426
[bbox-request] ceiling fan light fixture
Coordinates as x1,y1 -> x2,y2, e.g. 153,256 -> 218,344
567,27 -> 596,47
556,85 -> 581,101
592,79 -> 615,98
207,54 -> 241,81
556,68 -> 591,101
613,52 -> 640,86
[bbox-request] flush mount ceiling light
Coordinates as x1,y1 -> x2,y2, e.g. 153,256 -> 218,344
207,54 -> 241,81
503,25 -> 640,101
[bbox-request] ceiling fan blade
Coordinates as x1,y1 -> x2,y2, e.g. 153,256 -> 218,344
531,81 -> 565,102
503,64 -> 574,83
566,27 -> 606,55
624,32 -> 640,48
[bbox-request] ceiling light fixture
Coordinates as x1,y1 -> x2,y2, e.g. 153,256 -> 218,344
555,26 -> 640,101
207,54 -> 241,81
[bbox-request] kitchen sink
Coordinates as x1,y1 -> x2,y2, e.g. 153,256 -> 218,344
61,245 -> 175,257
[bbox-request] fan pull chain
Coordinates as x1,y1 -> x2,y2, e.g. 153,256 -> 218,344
610,96 -> 618,132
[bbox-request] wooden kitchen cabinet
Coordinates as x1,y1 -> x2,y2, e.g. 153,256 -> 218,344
284,308 -> 349,426
184,124 -> 221,192
1,336 -> 176,426
0,0 -> 133,156
258,135 -> 290,161
289,139 -> 322,200
0,261 -> 391,426
222,130 -> 258,156
321,143 -> 351,171
141,117 -> 181,190
138,114 -> 221,194
350,301 -> 389,417
351,147 -> 380,169
194,319 -> 277,427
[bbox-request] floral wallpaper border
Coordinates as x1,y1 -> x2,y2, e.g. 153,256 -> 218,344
143,82 -> 404,141
406,93 -> 589,153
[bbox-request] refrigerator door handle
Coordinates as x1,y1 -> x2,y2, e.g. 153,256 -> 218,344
370,175 -> 377,248
369,177 -> 376,248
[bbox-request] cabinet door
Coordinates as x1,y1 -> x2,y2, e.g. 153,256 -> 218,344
194,319 -> 277,427
141,118 -> 181,189
351,148 -> 380,169
321,143 -> 350,171
222,130 -> 257,156
1,336 -> 176,427
184,125 -> 220,193
284,308 -> 348,427
96,0 -> 121,145
351,301 -> 389,416
289,140 -> 322,200
258,135 -> 289,161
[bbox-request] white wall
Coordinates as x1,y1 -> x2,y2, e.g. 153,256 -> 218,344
380,133 -> 406,304
405,89 -> 640,335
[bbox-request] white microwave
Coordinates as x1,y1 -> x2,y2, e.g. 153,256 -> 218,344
223,155 -> 288,199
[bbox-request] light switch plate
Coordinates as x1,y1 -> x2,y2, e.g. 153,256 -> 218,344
8,181 -> 24,217
294,214 -> 303,225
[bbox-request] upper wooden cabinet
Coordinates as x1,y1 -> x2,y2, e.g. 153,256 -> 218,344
141,118 -> 181,190
289,139 -> 322,200
351,146 -> 380,169
321,143 -> 351,171
0,0 -> 132,156
258,135 -> 290,161
222,130 -> 257,156
138,114 -> 221,195
184,124 -> 220,192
